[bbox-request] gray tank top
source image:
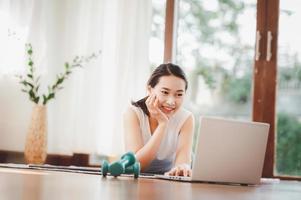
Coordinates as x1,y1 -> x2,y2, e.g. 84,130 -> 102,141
131,105 -> 191,174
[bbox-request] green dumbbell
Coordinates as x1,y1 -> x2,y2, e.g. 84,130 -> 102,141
109,152 -> 136,177
102,160 -> 110,177
124,162 -> 140,178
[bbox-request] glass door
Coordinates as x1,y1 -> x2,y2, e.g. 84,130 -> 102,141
276,1 -> 301,177
175,0 -> 257,149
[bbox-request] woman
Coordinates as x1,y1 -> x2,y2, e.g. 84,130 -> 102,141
123,63 -> 194,176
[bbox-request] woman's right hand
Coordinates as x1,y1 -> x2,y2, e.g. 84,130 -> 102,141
145,94 -> 168,124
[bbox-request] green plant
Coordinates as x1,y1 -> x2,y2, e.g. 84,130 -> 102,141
276,112 -> 301,176
221,73 -> 252,104
17,43 -> 100,105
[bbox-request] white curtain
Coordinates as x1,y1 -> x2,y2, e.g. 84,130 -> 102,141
0,0 -> 151,156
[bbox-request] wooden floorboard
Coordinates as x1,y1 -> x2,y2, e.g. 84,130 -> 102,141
0,167 -> 300,200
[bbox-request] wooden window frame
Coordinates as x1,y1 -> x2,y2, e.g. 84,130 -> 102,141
253,0 -> 279,178
164,0 -> 301,180
163,0 -> 177,63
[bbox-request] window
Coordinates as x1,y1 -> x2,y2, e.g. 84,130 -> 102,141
165,0 -> 300,179
175,0 -> 257,149
276,1 -> 301,177
149,0 -> 166,69
176,0 -> 256,120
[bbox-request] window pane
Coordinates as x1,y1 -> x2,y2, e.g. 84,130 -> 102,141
276,1 -> 301,177
149,0 -> 166,68
176,1 -> 256,126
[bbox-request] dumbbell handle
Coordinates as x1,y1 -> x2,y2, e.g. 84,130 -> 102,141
119,155 -> 132,167
119,152 -> 136,167
109,152 -> 136,176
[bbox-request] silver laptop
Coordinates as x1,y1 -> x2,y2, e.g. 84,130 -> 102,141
155,116 -> 269,185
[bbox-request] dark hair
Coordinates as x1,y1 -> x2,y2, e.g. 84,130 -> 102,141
132,63 -> 188,116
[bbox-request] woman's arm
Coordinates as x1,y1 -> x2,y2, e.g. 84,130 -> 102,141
123,107 -> 144,153
123,106 -> 168,171
165,114 -> 195,176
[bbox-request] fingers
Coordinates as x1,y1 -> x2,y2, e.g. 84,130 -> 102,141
188,169 -> 192,177
165,165 -> 192,177
146,94 -> 156,107
183,167 -> 188,177
145,94 -> 168,124
146,94 -> 159,114
145,94 -> 155,105
165,167 -> 176,176
145,95 -> 154,112
145,96 -> 150,104
154,97 -> 159,108
175,166 -> 181,176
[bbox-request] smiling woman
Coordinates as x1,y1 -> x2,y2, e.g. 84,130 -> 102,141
123,63 -> 195,176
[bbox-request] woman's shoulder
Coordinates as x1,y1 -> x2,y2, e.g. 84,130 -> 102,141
124,104 -> 137,115
181,108 -> 194,123
176,108 -> 194,133
182,107 -> 192,115
169,107 -> 193,128
175,107 -> 193,119
123,104 -> 144,119
123,105 -> 140,126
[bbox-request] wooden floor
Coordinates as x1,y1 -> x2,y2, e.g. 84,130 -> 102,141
0,167 -> 301,200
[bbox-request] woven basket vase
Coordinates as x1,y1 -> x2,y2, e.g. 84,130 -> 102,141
24,104 -> 47,164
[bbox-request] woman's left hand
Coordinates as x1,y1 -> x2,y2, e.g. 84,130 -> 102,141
164,163 -> 191,177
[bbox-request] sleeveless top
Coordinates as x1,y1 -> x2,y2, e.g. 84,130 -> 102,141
130,105 -> 191,174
